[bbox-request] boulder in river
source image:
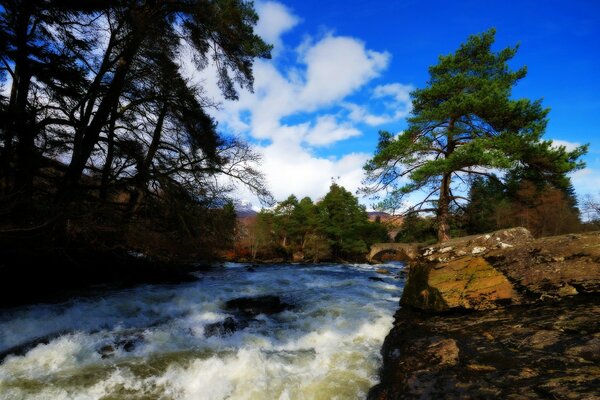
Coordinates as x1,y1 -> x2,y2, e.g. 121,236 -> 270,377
204,317 -> 248,337
224,295 -> 293,317
97,331 -> 145,359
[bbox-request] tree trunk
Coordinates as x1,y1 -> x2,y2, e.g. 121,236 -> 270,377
126,104 -> 167,217
56,30 -> 144,207
437,118 -> 456,242
437,173 -> 451,242
99,105 -> 118,203
6,7 -> 35,218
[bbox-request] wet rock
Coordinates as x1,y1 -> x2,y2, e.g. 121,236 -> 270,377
369,276 -> 385,282
522,330 -> 561,349
99,344 -> 115,359
244,265 -> 257,272
466,363 -> 496,373
96,331 -> 145,359
0,330 -> 70,362
115,332 -> 144,352
376,268 -> 391,275
565,333 -> 600,362
369,296 -> 600,400
401,256 -> 516,312
204,317 -> 248,337
426,338 -> 460,366
371,229 -> 600,400
224,295 -> 293,317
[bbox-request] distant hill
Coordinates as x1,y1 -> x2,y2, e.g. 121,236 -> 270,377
235,202 -> 257,219
368,211 -> 402,225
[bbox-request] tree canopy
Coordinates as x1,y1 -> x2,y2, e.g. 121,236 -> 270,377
236,184 -> 390,262
0,0 -> 273,258
0,0 -> 272,218
362,29 -> 587,242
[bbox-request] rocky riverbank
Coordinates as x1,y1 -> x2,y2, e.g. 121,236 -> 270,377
370,229 -> 600,399
0,246 -> 206,308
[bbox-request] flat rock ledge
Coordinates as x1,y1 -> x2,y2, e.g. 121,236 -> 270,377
370,229 -> 600,399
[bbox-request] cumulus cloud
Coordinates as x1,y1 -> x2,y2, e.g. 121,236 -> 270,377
551,139 -> 581,152
346,82 -> 414,126
254,1 -> 300,55
373,82 -> 413,103
571,168 -> 600,196
304,115 -> 362,146
298,36 -> 390,108
181,2 -> 412,205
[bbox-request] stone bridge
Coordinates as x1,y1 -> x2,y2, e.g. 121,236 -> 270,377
367,243 -> 421,263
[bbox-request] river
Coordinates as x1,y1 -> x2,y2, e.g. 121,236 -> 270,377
0,262 -> 404,400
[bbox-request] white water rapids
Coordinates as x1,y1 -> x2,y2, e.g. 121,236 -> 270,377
0,262 -> 404,400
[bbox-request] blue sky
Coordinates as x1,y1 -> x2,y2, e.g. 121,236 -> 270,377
196,0 -> 600,207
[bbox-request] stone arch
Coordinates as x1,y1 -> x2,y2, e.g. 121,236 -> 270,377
367,243 -> 420,263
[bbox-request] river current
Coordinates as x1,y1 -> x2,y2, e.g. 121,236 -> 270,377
0,262 -> 404,400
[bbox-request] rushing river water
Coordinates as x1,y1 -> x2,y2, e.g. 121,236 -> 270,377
0,262 -> 404,400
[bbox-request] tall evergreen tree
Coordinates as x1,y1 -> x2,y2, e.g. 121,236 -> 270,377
317,183 -> 371,260
363,29 -> 587,242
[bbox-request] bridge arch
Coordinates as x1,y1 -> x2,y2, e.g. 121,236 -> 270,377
367,243 -> 420,263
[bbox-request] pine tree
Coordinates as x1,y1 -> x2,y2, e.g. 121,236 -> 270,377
363,29 -> 587,242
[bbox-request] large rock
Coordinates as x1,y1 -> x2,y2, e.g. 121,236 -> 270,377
204,317 -> 248,337
401,256 -> 516,312
401,230 -> 600,313
486,232 -> 600,298
418,227 -> 533,263
371,229 -> 600,399
224,295 -> 292,317
370,295 -> 600,400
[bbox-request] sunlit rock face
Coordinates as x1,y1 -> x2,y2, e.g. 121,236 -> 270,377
370,230 -> 600,400
401,229 -> 600,313
0,262 -> 405,400
401,256 -> 516,312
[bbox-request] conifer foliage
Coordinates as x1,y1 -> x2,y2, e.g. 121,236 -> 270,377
363,29 -> 587,242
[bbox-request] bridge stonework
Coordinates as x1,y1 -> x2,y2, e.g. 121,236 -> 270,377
367,243 -> 420,263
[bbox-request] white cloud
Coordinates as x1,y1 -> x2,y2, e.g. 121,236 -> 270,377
304,115 -> 361,146
257,137 -> 371,201
299,36 -> 390,108
346,82 -> 414,126
571,168 -> 600,196
180,2 -> 412,205
373,82 -> 413,104
551,139 -> 581,152
254,1 -> 300,56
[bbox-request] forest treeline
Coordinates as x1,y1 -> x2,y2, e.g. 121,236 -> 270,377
395,175 -> 596,244
0,0 -> 272,259
233,184 -> 390,262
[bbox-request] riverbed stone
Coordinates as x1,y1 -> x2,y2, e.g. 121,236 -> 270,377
204,317 -> 247,337
224,295 -> 292,316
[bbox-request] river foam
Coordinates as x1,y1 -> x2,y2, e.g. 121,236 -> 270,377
0,262 -> 404,400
